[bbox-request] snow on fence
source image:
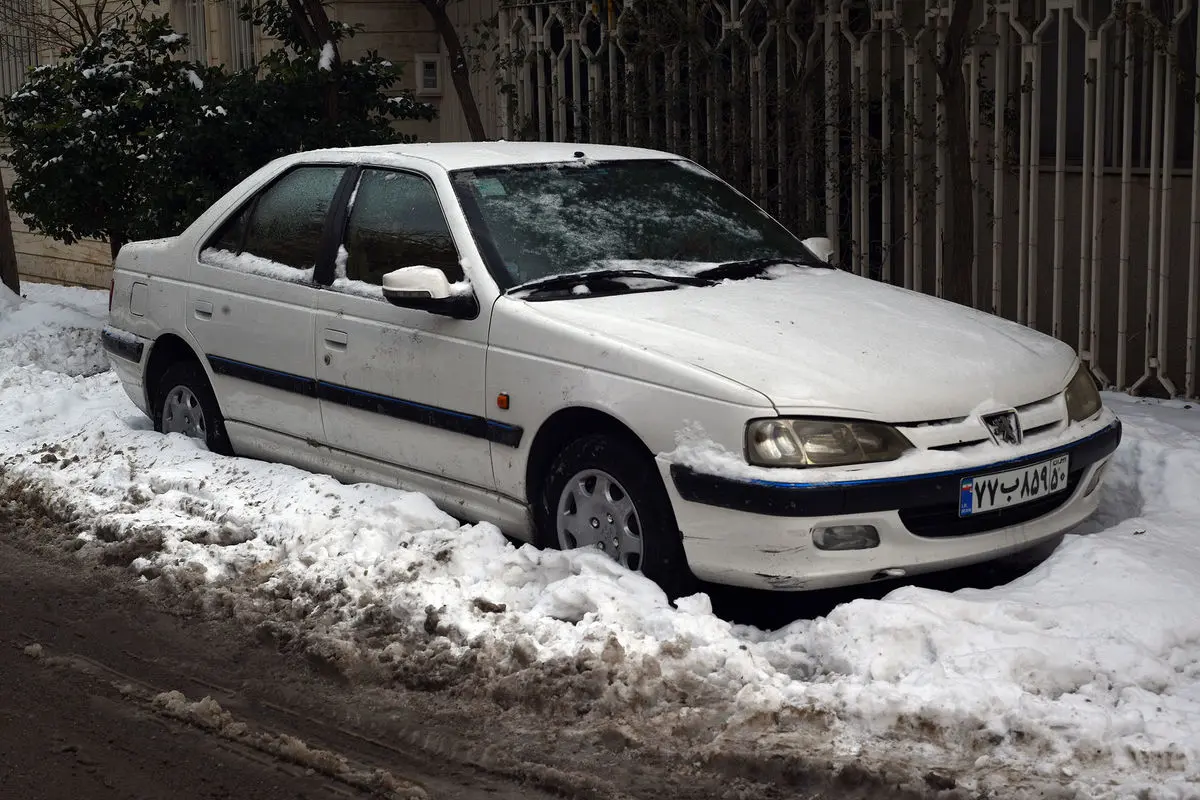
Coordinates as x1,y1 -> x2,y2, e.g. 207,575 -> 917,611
491,0 -> 1200,398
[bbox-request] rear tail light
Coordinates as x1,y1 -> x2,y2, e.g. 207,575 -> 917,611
108,278 -> 114,311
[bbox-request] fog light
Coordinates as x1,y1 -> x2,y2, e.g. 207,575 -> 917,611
812,525 -> 880,551
1083,460 -> 1110,497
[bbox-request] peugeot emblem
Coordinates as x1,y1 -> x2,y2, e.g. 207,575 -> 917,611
982,410 -> 1023,445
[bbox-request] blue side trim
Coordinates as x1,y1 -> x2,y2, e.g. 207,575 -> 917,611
327,381 -> 475,421
205,354 -> 523,447
743,422 -> 1120,489
101,328 -> 145,363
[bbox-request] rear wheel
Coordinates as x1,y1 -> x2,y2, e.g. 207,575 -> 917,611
153,361 -> 233,456
537,434 -> 698,599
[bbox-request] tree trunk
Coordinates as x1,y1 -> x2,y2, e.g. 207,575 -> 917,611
0,169 -> 21,296
109,234 -> 123,262
420,0 -> 486,141
287,0 -> 341,124
937,0 -> 976,308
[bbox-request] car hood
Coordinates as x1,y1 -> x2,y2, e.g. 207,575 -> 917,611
522,269 -> 1077,421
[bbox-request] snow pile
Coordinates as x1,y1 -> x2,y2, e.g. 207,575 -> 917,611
0,282 -> 109,376
2,282 -> 1199,797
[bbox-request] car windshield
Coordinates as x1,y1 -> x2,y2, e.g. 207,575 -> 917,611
450,159 -> 813,290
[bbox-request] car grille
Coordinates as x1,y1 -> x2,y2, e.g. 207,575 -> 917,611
899,471 -> 1082,537
895,391 -> 1067,451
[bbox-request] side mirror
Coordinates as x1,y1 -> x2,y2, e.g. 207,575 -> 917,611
801,237 -> 835,264
381,266 -> 478,319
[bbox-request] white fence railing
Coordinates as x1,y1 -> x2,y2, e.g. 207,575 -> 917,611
494,0 -> 1200,398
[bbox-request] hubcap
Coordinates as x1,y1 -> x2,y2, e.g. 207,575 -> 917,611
162,385 -> 206,441
556,469 -> 643,572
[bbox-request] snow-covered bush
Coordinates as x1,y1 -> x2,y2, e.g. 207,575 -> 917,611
0,0 -> 435,259
0,15 -> 224,258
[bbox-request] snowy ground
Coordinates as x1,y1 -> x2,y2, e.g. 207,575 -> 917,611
2,281 -> 1199,799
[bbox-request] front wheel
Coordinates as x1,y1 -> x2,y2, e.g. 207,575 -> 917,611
153,361 -> 233,456
538,434 -> 697,599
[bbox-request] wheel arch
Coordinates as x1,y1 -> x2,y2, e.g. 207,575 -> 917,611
144,332 -> 207,412
523,406 -> 655,507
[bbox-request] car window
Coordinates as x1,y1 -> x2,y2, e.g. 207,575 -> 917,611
342,169 -> 462,285
206,202 -> 251,253
450,159 -> 810,288
234,166 -> 346,270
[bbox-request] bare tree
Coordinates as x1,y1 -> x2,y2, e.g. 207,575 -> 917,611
0,0 -> 147,52
417,0 -> 485,141
278,0 -> 343,122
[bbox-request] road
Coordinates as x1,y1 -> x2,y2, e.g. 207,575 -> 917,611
0,537 -> 561,800
0,491 -> 987,800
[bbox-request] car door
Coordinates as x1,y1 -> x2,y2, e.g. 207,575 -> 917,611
186,164 -> 349,443
313,166 -> 495,490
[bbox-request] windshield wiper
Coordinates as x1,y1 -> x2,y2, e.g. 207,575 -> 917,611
692,256 -> 826,282
507,268 -> 710,296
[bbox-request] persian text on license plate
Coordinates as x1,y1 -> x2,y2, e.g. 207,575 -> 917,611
958,454 -> 1070,517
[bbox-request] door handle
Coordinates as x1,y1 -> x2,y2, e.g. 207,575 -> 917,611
193,300 -> 214,319
323,329 -> 349,350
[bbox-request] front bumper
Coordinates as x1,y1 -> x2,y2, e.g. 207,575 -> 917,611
660,416 -> 1122,591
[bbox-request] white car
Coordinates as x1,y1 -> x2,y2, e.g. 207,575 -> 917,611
104,142 -> 1121,597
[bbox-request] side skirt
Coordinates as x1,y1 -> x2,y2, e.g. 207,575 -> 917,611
223,420 -> 536,542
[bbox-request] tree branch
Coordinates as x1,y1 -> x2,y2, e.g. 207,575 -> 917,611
285,0 -> 321,49
419,0 -> 485,140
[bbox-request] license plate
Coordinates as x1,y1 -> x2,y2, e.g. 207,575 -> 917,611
958,454 -> 1070,517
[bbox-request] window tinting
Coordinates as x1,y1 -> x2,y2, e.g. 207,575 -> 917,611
343,169 -> 461,285
205,202 -> 251,253
241,166 -> 346,270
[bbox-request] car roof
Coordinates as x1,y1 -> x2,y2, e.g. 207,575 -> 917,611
292,141 -> 679,171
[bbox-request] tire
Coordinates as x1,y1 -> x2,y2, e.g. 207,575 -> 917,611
537,433 -> 698,600
152,361 -> 234,456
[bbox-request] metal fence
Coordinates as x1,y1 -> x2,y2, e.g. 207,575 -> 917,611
492,0 -> 1200,398
0,3 -> 38,97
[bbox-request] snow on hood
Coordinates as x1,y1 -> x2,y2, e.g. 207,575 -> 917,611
524,269 -> 1077,420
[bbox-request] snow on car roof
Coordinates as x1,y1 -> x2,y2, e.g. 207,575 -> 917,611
292,141 -> 677,171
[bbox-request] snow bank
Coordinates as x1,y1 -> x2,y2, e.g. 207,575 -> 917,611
2,282 -> 1199,797
0,282 -> 109,376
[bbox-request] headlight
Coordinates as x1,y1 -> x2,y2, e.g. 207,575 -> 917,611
1064,366 -> 1102,422
745,418 -> 913,467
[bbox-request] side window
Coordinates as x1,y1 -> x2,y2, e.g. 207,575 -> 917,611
206,202 -> 251,253
342,169 -> 461,285
238,166 -> 346,270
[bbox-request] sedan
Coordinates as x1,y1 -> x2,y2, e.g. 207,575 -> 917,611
103,142 -> 1121,597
